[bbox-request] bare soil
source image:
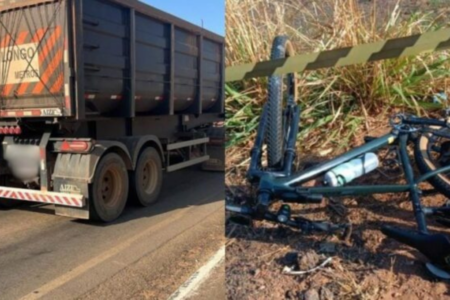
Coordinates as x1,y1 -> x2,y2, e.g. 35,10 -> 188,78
226,126 -> 450,300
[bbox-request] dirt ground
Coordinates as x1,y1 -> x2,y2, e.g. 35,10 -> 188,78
225,126 -> 450,300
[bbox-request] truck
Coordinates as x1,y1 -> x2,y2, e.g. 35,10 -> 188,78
0,0 -> 224,222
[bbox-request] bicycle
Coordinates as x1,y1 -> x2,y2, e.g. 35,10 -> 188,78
226,36 -> 450,279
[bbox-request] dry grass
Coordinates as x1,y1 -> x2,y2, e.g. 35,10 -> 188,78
225,3 -> 450,298
226,0 -> 450,169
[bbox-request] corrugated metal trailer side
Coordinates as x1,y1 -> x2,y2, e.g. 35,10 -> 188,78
0,0 -> 224,222
77,0 -> 224,119
0,0 -> 225,120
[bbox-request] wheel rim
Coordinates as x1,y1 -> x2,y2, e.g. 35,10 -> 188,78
98,166 -> 122,208
141,159 -> 158,195
418,128 -> 450,187
427,129 -> 450,170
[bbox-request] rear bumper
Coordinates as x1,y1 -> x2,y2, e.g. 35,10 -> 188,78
0,187 -> 84,207
0,108 -> 63,118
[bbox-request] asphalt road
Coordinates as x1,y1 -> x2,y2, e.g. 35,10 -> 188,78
0,168 -> 225,300
186,261 -> 225,300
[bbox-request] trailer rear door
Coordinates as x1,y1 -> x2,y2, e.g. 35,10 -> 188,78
0,0 -> 70,118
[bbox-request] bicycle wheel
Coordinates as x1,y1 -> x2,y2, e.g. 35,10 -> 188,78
415,127 -> 450,198
266,36 -> 298,168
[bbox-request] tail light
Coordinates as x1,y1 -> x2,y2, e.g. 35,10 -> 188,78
0,126 -> 22,135
13,127 -> 22,135
60,141 -> 92,153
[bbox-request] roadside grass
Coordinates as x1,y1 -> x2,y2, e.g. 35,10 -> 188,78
226,0 -> 450,164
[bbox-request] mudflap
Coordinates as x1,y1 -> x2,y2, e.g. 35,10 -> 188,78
202,124 -> 225,172
202,142 -> 225,171
55,203 -> 90,219
53,178 -> 90,219
52,152 -> 94,219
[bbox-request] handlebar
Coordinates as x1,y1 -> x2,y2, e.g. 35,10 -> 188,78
390,114 -> 449,132
403,117 -> 448,127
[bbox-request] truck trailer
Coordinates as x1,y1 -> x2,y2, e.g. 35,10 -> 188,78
0,0 -> 224,221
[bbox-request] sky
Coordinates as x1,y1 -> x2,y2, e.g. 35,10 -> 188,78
143,0 -> 225,36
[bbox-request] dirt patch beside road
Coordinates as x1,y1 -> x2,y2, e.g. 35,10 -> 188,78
226,129 -> 450,299
227,188 -> 450,299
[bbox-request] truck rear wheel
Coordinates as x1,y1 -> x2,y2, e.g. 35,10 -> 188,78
131,147 -> 163,206
90,153 -> 129,222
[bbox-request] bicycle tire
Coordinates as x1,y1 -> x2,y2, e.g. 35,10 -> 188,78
415,129 -> 450,198
267,36 -> 297,168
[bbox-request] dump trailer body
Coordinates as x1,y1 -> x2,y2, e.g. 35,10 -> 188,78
0,0 -> 224,119
0,0 -> 68,115
0,0 -> 224,221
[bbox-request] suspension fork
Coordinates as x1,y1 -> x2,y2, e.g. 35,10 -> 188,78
399,132 -> 428,233
282,104 -> 301,176
247,103 -> 301,181
247,104 -> 268,181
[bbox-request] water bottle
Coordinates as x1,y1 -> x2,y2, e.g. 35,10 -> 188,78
324,153 -> 379,187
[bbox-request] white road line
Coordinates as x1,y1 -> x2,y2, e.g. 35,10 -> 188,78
18,197 -> 220,300
168,246 -> 225,300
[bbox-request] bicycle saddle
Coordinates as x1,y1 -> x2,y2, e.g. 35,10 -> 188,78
382,225 -> 450,279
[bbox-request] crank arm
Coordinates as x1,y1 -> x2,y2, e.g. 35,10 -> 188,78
226,203 -> 351,237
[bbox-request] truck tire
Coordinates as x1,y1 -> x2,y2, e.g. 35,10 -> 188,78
90,153 -> 129,222
130,147 -> 163,206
